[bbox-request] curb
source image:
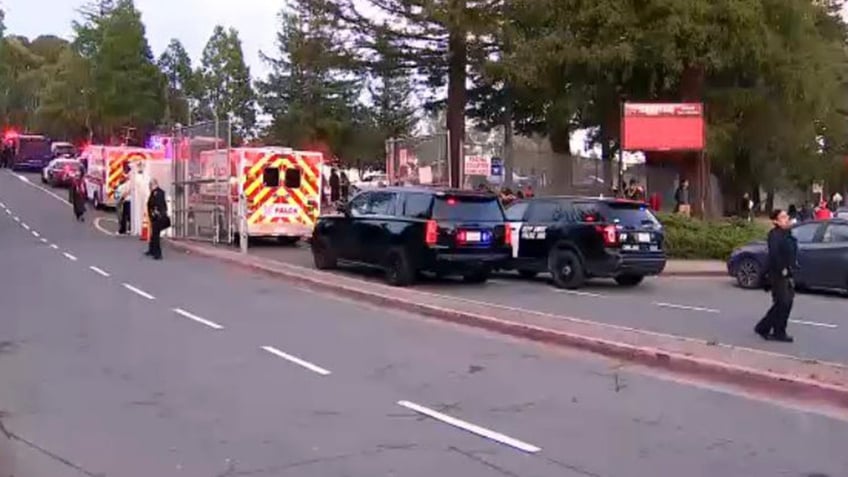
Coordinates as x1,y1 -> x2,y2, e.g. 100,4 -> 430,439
662,270 -> 727,278
168,239 -> 848,408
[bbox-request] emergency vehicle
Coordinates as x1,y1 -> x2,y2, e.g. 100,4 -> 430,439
82,145 -> 164,209
2,130 -> 53,171
197,147 -> 325,241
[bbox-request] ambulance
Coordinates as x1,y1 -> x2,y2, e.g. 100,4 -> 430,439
82,145 -> 164,209
197,147 -> 325,242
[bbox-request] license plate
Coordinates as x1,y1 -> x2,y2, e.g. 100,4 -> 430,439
465,231 -> 482,242
637,233 -> 651,243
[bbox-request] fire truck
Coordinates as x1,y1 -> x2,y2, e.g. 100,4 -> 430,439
197,147 -> 325,242
2,130 -> 53,171
82,145 -> 164,209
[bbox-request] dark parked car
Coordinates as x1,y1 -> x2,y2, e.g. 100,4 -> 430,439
41,158 -> 82,187
311,187 -> 512,286
502,196 -> 666,289
727,218 -> 848,294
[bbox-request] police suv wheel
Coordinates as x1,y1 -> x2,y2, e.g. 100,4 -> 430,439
550,249 -> 585,290
384,248 -> 415,287
312,238 -> 337,270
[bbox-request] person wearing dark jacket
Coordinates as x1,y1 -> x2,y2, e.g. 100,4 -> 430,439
145,179 -> 169,260
754,209 -> 797,342
69,172 -> 87,221
329,168 -> 341,203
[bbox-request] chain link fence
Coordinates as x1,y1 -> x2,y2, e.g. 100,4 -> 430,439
385,133 -> 449,186
171,120 -> 234,244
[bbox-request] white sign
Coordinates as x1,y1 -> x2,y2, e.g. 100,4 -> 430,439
464,155 -> 491,176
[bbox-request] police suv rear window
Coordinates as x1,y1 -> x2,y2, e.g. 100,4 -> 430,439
602,202 -> 660,228
433,195 -> 504,222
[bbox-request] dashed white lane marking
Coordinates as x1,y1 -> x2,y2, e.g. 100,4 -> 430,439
122,283 -> 155,300
13,216 -> 19,222
50,244 -> 59,249
396,400 -> 541,454
40,237 -> 48,243
653,302 -> 720,314
62,252 -> 78,262
174,308 -> 224,330
557,289 -> 605,298
790,319 -> 838,329
14,173 -> 71,207
4,209 -> 10,215
89,266 -> 111,277
0,201 -> 4,207
21,223 -> 30,230
260,345 -> 331,376
31,230 -> 39,238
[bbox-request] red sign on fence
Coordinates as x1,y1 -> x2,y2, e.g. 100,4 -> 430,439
621,102 -> 705,152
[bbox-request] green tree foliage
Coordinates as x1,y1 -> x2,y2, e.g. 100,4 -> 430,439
37,48 -> 94,140
199,26 -> 256,136
322,0 -> 503,184
258,3 -> 367,161
73,0 -> 165,143
158,39 -> 196,126
368,30 -> 416,142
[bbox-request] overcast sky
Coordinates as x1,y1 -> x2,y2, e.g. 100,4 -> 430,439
1,0 -> 282,77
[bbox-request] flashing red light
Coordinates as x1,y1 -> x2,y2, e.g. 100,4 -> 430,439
425,220 -> 439,246
3,129 -> 20,141
584,214 -> 595,223
504,225 -> 512,246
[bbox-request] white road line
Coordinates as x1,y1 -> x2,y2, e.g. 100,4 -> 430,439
50,244 -> 59,249
790,319 -> 838,329
397,400 -> 541,454
13,216 -> 19,222
93,217 -> 118,236
88,266 -> 111,277
0,201 -> 4,207
260,345 -> 331,376
173,308 -> 224,330
556,289 -> 605,298
653,302 -> 720,314
31,230 -> 40,237
122,283 -> 155,300
21,223 -> 29,230
40,237 -> 48,243
62,252 -> 78,261
13,173 -> 71,207
15,174 -> 29,183
4,209 -> 11,214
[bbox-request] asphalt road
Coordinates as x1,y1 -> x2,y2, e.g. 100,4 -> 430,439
237,228 -> 848,365
2,169 -> 848,476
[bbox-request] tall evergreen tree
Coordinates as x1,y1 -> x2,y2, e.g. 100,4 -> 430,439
368,30 -> 416,141
199,26 -> 256,136
258,2 -> 364,160
73,0 -> 165,142
158,39 -> 196,125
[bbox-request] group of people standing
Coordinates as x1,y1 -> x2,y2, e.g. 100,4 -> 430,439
66,168 -> 169,260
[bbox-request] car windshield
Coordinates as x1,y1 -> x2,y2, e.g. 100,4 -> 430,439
433,195 -> 504,222
603,202 -> 661,228
20,137 -> 51,158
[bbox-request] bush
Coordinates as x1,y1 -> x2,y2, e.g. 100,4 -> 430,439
655,213 -> 769,260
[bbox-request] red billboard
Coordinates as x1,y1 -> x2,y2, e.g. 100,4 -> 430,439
621,102 -> 705,152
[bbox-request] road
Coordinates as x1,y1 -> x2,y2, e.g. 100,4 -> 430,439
2,169 -> 848,476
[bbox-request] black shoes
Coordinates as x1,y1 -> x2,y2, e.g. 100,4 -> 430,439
754,326 -> 794,343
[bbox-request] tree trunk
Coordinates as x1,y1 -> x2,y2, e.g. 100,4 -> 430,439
446,13 -> 467,188
503,92 -> 514,187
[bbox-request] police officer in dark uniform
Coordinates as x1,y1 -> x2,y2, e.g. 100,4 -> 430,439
754,209 -> 797,342
145,178 -> 169,260
0,144 -> 11,168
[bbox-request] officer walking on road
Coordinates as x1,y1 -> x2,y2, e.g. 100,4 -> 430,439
754,209 -> 797,343
145,178 -> 169,261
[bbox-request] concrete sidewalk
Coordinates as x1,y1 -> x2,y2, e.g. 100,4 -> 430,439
169,239 -> 847,408
664,259 -> 726,277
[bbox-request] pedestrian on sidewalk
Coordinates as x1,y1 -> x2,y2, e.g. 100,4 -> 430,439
754,209 -> 797,343
674,179 -> 690,216
145,179 -> 169,261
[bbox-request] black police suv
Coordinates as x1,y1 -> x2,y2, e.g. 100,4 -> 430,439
311,187 -> 512,286
502,196 -> 666,289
